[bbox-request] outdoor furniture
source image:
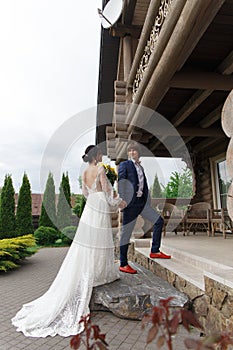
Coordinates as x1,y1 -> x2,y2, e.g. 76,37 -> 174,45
210,208 -> 233,239
157,203 -> 185,236
185,202 -> 211,236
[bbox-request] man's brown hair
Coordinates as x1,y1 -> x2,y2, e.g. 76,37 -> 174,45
127,141 -> 141,156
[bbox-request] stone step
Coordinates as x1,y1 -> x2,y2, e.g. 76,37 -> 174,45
133,240 -> 233,290
91,262 -> 189,320
162,244 -> 233,289
135,246 -> 205,290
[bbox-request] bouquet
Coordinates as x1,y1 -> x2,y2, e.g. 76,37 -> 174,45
100,163 -> 118,186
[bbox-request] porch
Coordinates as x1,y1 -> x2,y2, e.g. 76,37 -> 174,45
124,230 -> 233,333
134,231 -> 233,290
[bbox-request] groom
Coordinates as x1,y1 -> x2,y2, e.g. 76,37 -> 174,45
118,141 -> 171,274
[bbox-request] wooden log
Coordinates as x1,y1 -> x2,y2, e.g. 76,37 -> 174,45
114,80 -> 127,89
199,105 -> 223,128
115,95 -> 127,103
123,35 -> 133,80
222,90 -> 233,137
170,70 -> 233,91
202,194 -> 213,202
110,24 -> 142,39
226,138 -> 233,178
106,140 -> 116,148
115,104 -> 127,114
227,182 -> 233,221
199,177 -> 211,189
200,186 -> 212,196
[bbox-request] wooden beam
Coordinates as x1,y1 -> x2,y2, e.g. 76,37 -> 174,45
123,0 -> 137,25
167,51 -> 233,129
199,105 -> 223,128
110,24 -> 142,39
217,50 -> 233,75
177,126 -> 225,137
123,35 -> 133,80
194,138 -> 221,152
171,90 -> 213,127
145,124 -> 225,137
170,70 -> 233,91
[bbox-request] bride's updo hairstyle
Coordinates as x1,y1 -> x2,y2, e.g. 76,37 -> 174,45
82,145 -> 101,163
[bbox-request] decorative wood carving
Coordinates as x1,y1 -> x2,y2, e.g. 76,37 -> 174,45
133,0 -> 174,97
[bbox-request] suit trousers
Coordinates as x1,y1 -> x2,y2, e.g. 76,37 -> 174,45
120,197 -> 164,266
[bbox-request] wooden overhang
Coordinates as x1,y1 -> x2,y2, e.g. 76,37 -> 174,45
96,0 -> 233,160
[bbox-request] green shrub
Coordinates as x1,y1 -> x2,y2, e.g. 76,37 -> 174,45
60,226 -> 77,245
73,194 -> 86,218
34,226 -> 59,246
0,234 -> 37,272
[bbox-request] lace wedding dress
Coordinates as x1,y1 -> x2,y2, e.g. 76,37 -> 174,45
12,166 -> 121,337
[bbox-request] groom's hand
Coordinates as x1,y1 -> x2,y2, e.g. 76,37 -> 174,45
118,200 -> 127,209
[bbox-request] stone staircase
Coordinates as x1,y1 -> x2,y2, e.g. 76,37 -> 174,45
134,238 -> 233,291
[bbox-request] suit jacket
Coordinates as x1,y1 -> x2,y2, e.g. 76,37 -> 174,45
118,160 -> 149,208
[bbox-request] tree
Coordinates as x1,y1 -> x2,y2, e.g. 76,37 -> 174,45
162,168 -> 193,198
78,175 -> 82,191
64,172 -> 71,206
57,173 -> 72,230
150,174 -> 163,198
0,175 -> 16,238
39,172 -> 57,229
16,173 -> 34,236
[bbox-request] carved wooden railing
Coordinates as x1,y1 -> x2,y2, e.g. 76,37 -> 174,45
133,0 -> 174,98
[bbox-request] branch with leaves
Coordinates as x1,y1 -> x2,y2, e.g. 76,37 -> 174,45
70,314 -> 108,350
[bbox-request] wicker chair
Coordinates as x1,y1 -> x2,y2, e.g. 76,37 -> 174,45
185,202 -> 211,236
210,208 -> 233,239
157,203 -> 185,237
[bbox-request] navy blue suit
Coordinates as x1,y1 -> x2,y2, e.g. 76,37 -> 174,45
118,160 -> 164,267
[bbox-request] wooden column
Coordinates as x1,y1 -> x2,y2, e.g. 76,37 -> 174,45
123,35 -> 133,81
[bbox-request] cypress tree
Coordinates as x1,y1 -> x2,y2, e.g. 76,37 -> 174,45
57,173 -> 71,230
151,174 -> 163,198
39,172 -> 57,229
64,172 -> 71,207
0,175 -> 16,238
16,173 -> 34,236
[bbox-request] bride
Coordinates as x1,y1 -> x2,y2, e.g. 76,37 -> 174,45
12,145 -> 126,338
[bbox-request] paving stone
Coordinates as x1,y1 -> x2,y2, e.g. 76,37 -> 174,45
1,247 -> 200,350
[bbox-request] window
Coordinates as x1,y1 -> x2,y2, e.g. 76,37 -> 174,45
216,159 -> 231,208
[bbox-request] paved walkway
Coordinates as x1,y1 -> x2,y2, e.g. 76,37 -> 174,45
0,247 -> 200,350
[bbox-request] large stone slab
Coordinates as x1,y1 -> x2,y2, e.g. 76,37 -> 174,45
90,262 -> 189,320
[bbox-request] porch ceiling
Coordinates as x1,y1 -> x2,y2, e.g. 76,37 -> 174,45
97,0 -> 233,158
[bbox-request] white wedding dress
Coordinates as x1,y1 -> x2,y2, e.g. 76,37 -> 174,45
12,166 -> 121,337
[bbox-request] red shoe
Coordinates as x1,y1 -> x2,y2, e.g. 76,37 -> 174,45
119,265 -> 137,274
150,251 -> 171,259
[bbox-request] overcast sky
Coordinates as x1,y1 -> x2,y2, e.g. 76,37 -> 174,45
0,0 -> 185,194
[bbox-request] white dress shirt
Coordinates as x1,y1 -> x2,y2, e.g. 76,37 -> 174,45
131,159 -> 144,197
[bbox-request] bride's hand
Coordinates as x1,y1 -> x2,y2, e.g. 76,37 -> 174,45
118,200 -> 127,209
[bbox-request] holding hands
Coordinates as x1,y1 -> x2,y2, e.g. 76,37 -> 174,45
118,200 -> 127,209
